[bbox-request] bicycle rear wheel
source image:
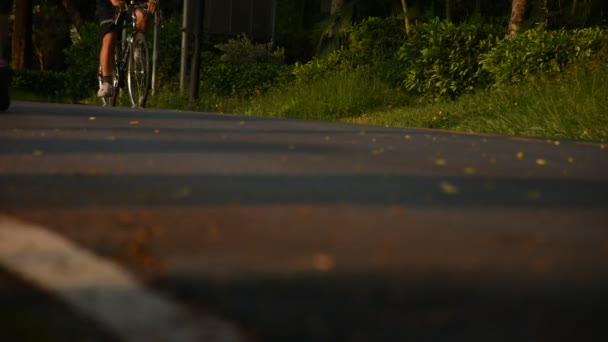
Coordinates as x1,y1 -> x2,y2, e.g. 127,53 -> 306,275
110,43 -> 122,107
127,33 -> 150,108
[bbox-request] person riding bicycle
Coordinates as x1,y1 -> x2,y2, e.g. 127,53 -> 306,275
0,0 -> 13,111
96,0 -> 157,98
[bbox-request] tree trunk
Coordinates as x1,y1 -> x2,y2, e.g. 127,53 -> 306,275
12,0 -> 33,69
401,0 -> 411,36
508,0 -> 527,38
331,0 -> 344,15
446,0 -> 452,21
475,0 -> 482,15
62,0 -> 85,33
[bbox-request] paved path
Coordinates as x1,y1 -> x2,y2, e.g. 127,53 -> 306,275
1,101 -> 608,341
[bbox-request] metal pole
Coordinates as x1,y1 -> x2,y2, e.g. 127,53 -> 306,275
151,1 -> 160,95
271,0 -> 277,41
179,0 -> 190,92
189,0 -> 203,102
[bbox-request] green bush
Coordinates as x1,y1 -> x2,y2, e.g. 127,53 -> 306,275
480,26 -> 608,84
154,15 -> 185,85
12,69 -> 71,101
200,36 -> 292,98
62,21 -> 101,101
292,49 -> 353,83
293,17 -> 407,85
349,17 -> 407,61
397,19 -> 503,102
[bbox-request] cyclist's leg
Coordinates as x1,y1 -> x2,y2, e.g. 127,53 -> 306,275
0,0 -> 13,111
97,6 -> 119,97
135,7 -> 151,33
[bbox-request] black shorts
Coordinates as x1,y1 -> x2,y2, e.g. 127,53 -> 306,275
96,0 -> 147,37
0,0 -> 13,15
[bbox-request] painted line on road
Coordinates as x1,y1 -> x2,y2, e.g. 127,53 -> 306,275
0,215 -> 244,342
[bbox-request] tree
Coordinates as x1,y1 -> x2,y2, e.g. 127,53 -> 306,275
61,0 -> 84,33
509,0 -> 527,38
331,0 -> 345,15
12,0 -> 34,69
401,0 -> 411,36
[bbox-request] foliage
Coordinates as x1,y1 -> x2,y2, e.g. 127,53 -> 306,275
12,69 -> 70,102
348,60 -> 608,141
397,19 -> 504,103
215,35 -> 285,65
294,16 -> 407,85
32,0 -> 72,71
292,49 -> 353,84
480,26 -> 608,84
152,15 -> 183,86
62,21 -> 100,101
349,16 -> 406,60
238,68 -> 412,121
200,36 -> 292,98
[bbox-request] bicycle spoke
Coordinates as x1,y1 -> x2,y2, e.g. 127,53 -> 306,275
127,33 -> 149,108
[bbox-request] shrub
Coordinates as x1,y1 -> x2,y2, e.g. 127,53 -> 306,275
397,19 -> 503,102
480,26 -> 608,84
153,15 -> 184,86
349,16 -> 407,62
62,21 -> 101,101
292,49 -> 353,83
12,69 -> 71,101
200,35 -> 292,98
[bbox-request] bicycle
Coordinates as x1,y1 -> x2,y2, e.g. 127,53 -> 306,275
99,1 -> 150,108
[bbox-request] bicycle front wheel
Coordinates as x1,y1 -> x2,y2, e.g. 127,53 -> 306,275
127,33 -> 150,108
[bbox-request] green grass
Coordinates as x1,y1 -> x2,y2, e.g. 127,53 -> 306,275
231,69 -> 413,121
343,62 -> 608,141
14,61 -> 607,142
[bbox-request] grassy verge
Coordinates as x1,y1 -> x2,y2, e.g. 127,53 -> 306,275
225,60 -> 607,142
14,61 -> 607,142
345,62 -> 608,141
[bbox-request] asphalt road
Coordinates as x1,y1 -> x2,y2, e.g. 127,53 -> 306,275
1,101 -> 608,342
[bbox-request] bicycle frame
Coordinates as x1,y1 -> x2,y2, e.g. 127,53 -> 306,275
101,2 -> 150,108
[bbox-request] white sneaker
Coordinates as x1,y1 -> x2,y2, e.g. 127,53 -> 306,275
97,82 -> 113,97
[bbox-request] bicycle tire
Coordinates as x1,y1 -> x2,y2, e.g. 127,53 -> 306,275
110,43 -> 122,107
127,33 -> 150,108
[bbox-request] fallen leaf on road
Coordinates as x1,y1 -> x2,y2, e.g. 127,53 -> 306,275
106,136 -> 116,141
153,129 -> 160,134
404,135 -> 411,140
440,181 -> 459,195
130,120 -> 140,125
516,152 -> 525,159
372,148 -> 385,156
527,191 -> 542,200
463,167 -> 477,175
536,159 -> 547,166
313,254 -> 335,272
206,224 -> 222,243
435,159 -> 447,166
89,116 -> 96,121
32,149 -> 43,156
484,182 -> 497,191
568,157 -> 574,164
172,187 -> 191,200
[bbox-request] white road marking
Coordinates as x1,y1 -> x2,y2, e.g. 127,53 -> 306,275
0,215 -> 244,342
